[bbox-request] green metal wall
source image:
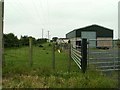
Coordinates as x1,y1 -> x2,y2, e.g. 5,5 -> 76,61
66,25 -> 113,38
66,30 -> 76,38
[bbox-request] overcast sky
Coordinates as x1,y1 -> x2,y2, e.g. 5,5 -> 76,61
4,0 -> 119,39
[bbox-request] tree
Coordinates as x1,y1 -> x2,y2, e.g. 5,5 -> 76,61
52,37 -> 58,42
4,33 -> 19,48
36,38 -> 48,44
19,35 -> 30,46
32,37 -> 37,45
3,33 -> 48,47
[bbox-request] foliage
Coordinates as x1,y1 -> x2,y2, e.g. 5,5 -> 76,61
116,39 -> 120,48
19,35 -> 29,46
3,33 -> 48,48
36,38 -> 48,44
52,37 -> 58,42
4,33 -> 19,47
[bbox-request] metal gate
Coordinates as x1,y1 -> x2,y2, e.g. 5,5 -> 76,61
87,39 -> 120,72
71,38 -> 87,73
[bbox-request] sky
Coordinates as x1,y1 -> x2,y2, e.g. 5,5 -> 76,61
3,0 -> 119,39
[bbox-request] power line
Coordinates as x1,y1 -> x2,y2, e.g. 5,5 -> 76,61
5,0 -> 52,39
30,0 -> 44,27
38,0 -> 46,29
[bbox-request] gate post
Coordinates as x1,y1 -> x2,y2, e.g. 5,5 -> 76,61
81,38 -> 87,73
68,41 -> 71,73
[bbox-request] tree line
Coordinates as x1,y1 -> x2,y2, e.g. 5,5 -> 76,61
3,33 -> 48,48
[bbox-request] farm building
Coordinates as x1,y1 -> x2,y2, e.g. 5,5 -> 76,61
66,24 -> 113,48
57,38 -> 69,44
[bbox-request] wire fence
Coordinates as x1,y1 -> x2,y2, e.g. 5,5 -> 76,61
3,37 -> 120,73
3,38 -> 76,72
4,45 -> 29,67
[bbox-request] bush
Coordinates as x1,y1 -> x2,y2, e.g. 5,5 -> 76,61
116,39 -> 120,48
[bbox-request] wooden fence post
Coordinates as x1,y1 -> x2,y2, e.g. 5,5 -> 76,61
2,37 -> 5,67
52,42 -> 55,70
29,37 -> 33,66
81,38 -> 87,73
68,42 -> 71,73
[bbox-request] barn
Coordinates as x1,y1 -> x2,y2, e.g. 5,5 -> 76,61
66,24 -> 113,48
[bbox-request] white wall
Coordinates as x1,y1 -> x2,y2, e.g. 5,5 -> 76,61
57,39 -> 69,44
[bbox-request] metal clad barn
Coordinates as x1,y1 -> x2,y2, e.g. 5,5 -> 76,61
66,24 -> 113,48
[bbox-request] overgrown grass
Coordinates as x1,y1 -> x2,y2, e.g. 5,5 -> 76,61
2,43 -> 118,88
3,70 -> 118,88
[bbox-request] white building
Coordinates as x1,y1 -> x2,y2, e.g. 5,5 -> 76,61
57,38 -> 69,44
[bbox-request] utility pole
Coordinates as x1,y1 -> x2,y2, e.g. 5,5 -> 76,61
0,0 -> 4,66
2,0 -> 4,66
0,0 -> 4,89
48,31 -> 50,42
42,28 -> 44,39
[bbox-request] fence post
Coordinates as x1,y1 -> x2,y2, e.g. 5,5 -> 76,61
2,37 -> 5,67
52,42 -> 55,70
29,37 -> 33,67
68,43 -> 71,73
87,39 -> 89,68
113,40 -> 116,70
81,38 -> 87,73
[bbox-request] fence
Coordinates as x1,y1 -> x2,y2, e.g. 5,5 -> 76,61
88,39 -> 120,72
71,46 -> 82,69
3,37 -> 80,72
3,37 -> 120,73
70,38 -> 87,73
70,39 -> 120,73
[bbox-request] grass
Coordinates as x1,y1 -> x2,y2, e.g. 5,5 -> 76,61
2,43 -> 118,88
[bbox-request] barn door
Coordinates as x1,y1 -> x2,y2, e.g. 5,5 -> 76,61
81,31 -> 96,47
